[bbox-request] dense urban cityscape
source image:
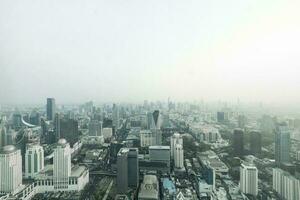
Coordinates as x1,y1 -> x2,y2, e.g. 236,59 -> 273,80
0,99 -> 299,199
1,0 -> 300,199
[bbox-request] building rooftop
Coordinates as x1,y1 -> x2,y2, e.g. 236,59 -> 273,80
149,146 -> 170,150
138,175 -> 159,199
71,165 -> 88,177
57,138 -> 68,146
0,145 -> 18,154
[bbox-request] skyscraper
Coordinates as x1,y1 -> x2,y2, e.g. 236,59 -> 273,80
46,98 -> 56,121
174,144 -> 184,169
238,115 -> 247,129
233,129 -> 244,157
171,133 -> 183,158
127,148 -> 139,188
154,129 -> 162,146
146,112 -> 155,129
273,168 -> 300,200
117,148 -> 139,193
61,118 -> 79,145
54,113 -> 61,140
53,138 -> 71,190
29,111 -> 41,126
25,143 -> 44,178
0,124 -> 6,147
0,145 -> 22,194
112,104 -> 120,129
275,123 -> 290,165
240,162 -> 258,196
203,166 -> 216,191
152,110 -> 161,129
88,120 -> 102,136
217,112 -> 225,123
12,113 -> 22,130
117,148 -> 129,194
250,131 -> 262,156
140,130 -> 158,147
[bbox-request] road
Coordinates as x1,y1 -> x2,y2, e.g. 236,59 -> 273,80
102,179 -> 114,200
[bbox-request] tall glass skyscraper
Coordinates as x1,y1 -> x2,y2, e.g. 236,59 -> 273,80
275,123 -> 290,165
46,98 -> 55,121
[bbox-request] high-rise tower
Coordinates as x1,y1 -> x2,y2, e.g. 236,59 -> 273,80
112,104 -> 120,129
46,98 -> 56,121
53,138 -> 71,190
25,143 -> 44,178
240,162 -> 258,196
233,129 -> 244,157
275,123 -> 290,165
0,145 -> 22,194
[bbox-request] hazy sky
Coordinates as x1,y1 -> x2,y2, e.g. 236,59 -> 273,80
1,0 -> 300,104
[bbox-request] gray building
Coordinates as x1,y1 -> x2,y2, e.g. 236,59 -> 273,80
88,120 -> 102,136
112,104 -> 120,129
128,148 -> 139,188
117,148 -> 128,194
250,131 -> 261,156
275,123 -> 290,165
149,146 -> 170,167
46,98 -> 55,121
232,129 -> 244,157
117,148 -> 139,194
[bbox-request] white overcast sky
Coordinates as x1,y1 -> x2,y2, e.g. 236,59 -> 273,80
1,0 -> 300,104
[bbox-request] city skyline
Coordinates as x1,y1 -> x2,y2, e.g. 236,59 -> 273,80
1,0 -> 300,104
1,1 -> 300,199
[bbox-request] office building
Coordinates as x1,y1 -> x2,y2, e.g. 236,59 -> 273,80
273,168 -> 300,200
117,148 -> 129,194
238,115 -> 247,129
46,98 -> 55,121
217,112 -> 225,123
53,138 -> 71,190
203,166 -> 216,191
112,104 -> 120,129
250,131 -> 261,155
174,144 -> 184,169
5,129 -> 17,146
140,130 -> 156,147
3,142 -> 89,199
117,148 -> 139,193
240,162 -> 258,196
29,111 -> 41,126
149,146 -> 171,168
275,123 -> 290,165
0,125 -> 5,147
147,112 -> 155,129
25,143 -> 44,179
12,113 -> 22,130
233,129 -> 244,157
88,120 -> 102,136
171,133 -> 183,158
153,128 -> 162,146
54,113 -> 61,139
199,126 -> 219,143
127,148 -> 139,188
102,127 -> 113,139
0,145 -> 22,194
61,118 -> 79,146
297,151 -> 300,161
152,110 -> 161,129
